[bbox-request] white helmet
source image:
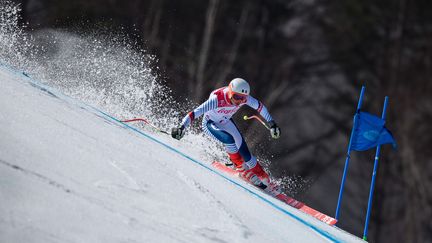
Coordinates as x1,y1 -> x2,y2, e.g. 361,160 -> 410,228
228,78 -> 250,96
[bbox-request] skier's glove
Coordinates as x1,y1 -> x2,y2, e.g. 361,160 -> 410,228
171,126 -> 185,140
268,121 -> 280,139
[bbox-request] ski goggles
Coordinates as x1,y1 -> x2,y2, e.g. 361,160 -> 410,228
232,93 -> 247,102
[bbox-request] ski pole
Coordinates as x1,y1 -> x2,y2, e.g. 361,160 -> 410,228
243,115 -> 271,130
121,118 -> 169,135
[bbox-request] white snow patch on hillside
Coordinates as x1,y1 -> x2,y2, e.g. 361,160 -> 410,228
0,65 -> 363,243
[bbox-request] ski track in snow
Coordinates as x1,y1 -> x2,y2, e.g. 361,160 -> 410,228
0,157 -> 195,243
0,158 -> 138,222
101,160 -> 142,192
0,159 -> 74,194
176,170 -> 253,240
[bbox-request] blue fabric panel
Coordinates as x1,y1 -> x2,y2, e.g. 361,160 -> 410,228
351,111 -> 397,151
205,121 -> 235,144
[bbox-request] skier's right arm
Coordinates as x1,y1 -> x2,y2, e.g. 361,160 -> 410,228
171,96 -> 218,140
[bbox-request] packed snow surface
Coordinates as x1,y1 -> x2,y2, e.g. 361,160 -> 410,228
0,65 -> 365,243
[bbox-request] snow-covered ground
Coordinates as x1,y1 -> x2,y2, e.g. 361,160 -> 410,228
0,64 -> 365,243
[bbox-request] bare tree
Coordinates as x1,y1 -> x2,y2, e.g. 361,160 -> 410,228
215,3 -> 250,87
194,0 -> 219,101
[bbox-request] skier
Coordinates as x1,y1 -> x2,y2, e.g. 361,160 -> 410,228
171,78 -> 281,189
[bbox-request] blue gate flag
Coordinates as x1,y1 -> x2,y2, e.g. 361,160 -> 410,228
350,111 -> 397,151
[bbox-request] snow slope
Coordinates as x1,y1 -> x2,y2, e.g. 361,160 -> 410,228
0,64 -> 363,243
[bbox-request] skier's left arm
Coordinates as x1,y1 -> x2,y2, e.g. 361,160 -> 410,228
246,96 -> 281,139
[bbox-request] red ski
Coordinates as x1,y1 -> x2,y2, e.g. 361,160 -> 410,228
212,161 -> 337,226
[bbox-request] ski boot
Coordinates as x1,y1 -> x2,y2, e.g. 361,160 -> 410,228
243,161 -> 270,185
228,152 -> 271,189
227,152 -> 246,172
240,158 -> 270,189
249,162 -> 282,195
241,160 -> 282,196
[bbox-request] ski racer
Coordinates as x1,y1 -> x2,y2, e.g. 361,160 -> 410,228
171,78 -> 281,189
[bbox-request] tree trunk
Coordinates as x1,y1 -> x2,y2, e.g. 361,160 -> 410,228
195,0 -> 219,101
216,3 -> 250,87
